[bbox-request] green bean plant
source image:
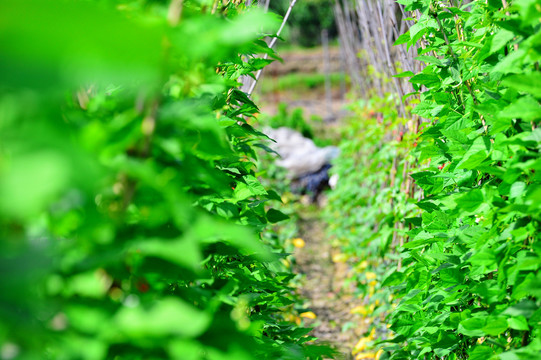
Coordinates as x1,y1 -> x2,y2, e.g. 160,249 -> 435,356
0,0 -> 334,359
326,0 -> 541,359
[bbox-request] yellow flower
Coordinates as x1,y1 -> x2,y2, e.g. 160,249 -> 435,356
292,238 -> 305,248
365,272 -> 377,280
332,253 -> 348,263
350,305 -> 368,316
299,311 -> 317,319
375,349 -> 384,360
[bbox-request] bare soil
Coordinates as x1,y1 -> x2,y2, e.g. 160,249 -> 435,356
294,215 -> 362,359
256,46 -> 352,122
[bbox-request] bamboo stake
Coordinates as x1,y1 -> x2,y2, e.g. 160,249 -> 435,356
335,0 -> 364,93
357,0 -> 384,96
246,0 -> 297,97
376,0 -> 406,117
168,0 -> 184,26
322,29 -> 334,120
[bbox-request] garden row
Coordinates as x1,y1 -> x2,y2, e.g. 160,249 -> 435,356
0,1 -> 331,359
328,0 -> 541,359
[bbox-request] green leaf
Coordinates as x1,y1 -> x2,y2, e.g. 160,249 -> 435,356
507,316 -> 529,331
134,237 -> 201,272
457,151 -> 488,170
491,49 -> 527,75
402,236 -> 441,249
499,96 -> 541,121
65,271 -> 110,298
415,56 -> 444,66
458,317 -> 486,337
253,143 -> 280,155
489,29 -> 515,55
515,0 -> 541,26
266,208 -> 289,223
468,346 -> 495,360
394,32 -> 411,46
501,73 -> 541,98
382,271 -> 406,286
503,300 -> 538,318
482,316 -> 508,336
456,189 -> 484,212
422,211 -> 452,231
0,151 -> 71,219
191,216 -> 270,258
394,71 -> 415,78
512,273 -> 536,300
410,73 -> 441,88
234,175 -> 267,202
0,0 -> 163,88
114,297 -> 211,338
470,249 -> 497,267
449,67 -> 462,83
168,340 -> 203,360
510,182 -> 526,199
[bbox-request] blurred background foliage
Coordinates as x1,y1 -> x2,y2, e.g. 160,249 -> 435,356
0,0 -> 334,359
268,0 -> 337,47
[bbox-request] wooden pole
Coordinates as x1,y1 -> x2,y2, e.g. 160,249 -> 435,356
322,29 -> 334,121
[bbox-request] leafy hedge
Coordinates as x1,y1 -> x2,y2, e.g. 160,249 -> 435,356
326,0 -> 541,359
0,1 -> 332,359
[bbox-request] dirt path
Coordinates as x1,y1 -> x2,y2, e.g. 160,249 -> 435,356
294,216 -> 360,358
259,46 -> 370,358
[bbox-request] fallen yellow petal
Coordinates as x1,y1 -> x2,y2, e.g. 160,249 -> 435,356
355,352 -> 375,359
352,337 -> 368,354
299,311 -> 317,319
292,238 -> 305,248
350,305 -> 368,316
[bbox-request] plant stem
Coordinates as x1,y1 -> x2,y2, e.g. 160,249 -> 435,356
168,0 -> 184,26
